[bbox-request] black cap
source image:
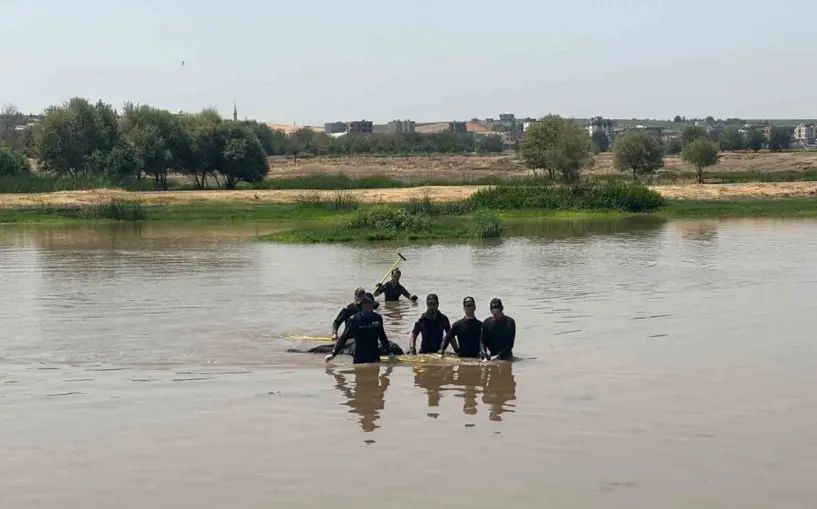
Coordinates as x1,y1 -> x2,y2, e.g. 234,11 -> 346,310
463,296 -> 476,307
426,293 -> 439,304
489,298 -> 503,310
361,292 -> 374,304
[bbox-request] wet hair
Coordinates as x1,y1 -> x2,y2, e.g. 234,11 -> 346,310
392,268 -> 401,276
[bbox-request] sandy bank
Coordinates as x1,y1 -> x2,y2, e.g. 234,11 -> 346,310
1,182 -> 817,209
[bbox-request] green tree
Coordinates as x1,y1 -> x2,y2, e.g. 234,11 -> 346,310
289,127 -> 320,160
521,115 -> 592,183
591,130 -> 610,153
119,103 -> 186,190
681,125 -> 708,146
665,138 -> 683,155
681,139 -> 720,184
719,127 -> 745,151
220,124 -> 268,189
0,143 -> 31,176
476,134 -> 504,154
0,104 -> 28,153
182,109 -> 225,188
745,128 -> 765,152
768,127 -> 792,152
240,120 -> 288,156
673,115 -> 682,123
35,97 -> 120,175
612,131 -> 665,181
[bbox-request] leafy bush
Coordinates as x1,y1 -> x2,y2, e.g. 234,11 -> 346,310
468,182 -> 666,212
0,172 -> 124,193
404,193 -> 472,216
469,210 -> 504,238
347,206 -> 431,232
294,191 -> 361,210
92,198 -> 147,220
0,144 -> 31,176
259,174 -> 408,190
584,182 -> 666,212
32,198 -> 147,221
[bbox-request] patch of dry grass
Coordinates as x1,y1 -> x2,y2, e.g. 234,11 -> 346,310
2,182 -> 817,209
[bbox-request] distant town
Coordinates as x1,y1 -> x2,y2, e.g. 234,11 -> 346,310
313,114 -> 817,150
2,106 -> 817,152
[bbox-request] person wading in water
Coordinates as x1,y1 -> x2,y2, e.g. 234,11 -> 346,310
408,293 -> 451,355
331,287 -> 378,342
318,288 -> 400,357
439,296 -> 483,359
480,298 -> 516,361
326,293 -> 394,365
373,268 -> 418,303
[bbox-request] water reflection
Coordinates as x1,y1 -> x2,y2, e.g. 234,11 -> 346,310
503,215 -> 667,239
413,363 -> 516,421
677,219 -> 719,244
327,364 -> 393,433
378,299 -> 419,335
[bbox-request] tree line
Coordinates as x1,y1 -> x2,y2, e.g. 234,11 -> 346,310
0,98 -> 504,189
520,115 -> 756,184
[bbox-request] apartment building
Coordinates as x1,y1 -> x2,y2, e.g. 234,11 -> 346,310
585,117 -> 616,139
794,123 -> 816,145
324,121 -> 347,134
448,121 -> 467,133
386,119 -> 416,134
346,120 -> 373,134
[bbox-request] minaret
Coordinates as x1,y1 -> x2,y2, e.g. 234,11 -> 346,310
233,101 -> 237,121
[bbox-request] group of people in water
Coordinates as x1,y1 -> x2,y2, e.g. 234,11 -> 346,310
324,268 -> 516,365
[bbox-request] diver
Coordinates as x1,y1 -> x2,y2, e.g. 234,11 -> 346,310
408,293 -> 451,354
326,293 -> 394,364
480,298 -> 516,361
440,296 -> 483,359
373,268 -> 418,302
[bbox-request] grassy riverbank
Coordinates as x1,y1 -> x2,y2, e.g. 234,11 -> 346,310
3,183 -> 817,243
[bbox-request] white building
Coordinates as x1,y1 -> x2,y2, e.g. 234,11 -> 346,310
793,123 -> 816,145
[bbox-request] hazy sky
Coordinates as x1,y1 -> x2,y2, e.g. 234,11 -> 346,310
2,0 -> 815,124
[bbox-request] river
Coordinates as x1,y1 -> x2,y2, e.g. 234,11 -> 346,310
1,218 -> 816,509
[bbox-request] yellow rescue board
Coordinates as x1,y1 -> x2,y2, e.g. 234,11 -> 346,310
285,335 -> 333,342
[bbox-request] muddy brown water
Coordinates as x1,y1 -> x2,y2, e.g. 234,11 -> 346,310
1,219 -> 816,509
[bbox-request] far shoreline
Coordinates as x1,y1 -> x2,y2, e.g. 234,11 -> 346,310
2,181 -> 817,209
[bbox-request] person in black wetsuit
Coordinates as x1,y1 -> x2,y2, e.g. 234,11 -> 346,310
373,268 -> 418,302
408,293 -> 451,354
480,298 -> 516,361
326,293 -> 393,364
439,296 -> 483,359
313,288 -> 400,357
331,287 -> 378,341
